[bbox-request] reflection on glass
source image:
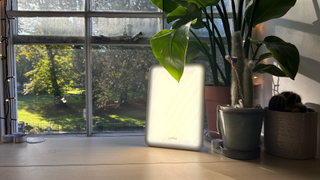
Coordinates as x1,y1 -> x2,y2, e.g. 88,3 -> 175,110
92,0 -> 158,12
18,17 -> 85,36
17,0 -> 85,11
16,45 -> 86,134
91,46 -> 158,133
92,18 -> 160,38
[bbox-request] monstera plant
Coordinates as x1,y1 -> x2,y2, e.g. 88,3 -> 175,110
149,0 -> 300,85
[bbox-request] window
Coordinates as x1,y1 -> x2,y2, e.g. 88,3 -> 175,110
7,0 -> 233,135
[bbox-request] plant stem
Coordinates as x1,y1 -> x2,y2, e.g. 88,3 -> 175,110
204,6 -> 231,85
216,5 -> 232,56
212,24 -> 231,85
190,29 -> 215,84
252,44 -> 261,61
231,0 -> 237,31
237,0 -> 245,31
209,7 -> 220,85
190,27 -> 227,85
221,0 -> 231,36
244,0 -> 259,58
241,19 -> 246,38
212,24 -> 225,54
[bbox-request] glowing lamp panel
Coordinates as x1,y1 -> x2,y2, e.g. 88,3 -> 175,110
145,64 -> 205,151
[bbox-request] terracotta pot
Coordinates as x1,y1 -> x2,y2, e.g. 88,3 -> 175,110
205,86 -> 231,138
264,108 -> 318,159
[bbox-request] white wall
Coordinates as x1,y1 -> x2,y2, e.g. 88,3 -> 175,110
256,0 -> 320,106
256,0 -> 320,159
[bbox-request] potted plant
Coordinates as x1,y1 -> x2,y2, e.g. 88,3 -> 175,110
149,0 -> 300,138
265,92 -> 318,159
216,31 -> 264,160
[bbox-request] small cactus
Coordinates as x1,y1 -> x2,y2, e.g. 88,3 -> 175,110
243,60 -> 254,108
291,103 -> 308,113
269,91 -> 307,113
269,94 -> 286,111
280,91 -> 292,99
286,92 -> 302,106
230,31 -> 245,107
227,31 -> 254,108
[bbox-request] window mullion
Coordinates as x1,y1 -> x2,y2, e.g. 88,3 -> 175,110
8,11 -> 163,18
85,0 -> 92,136
9,0 -> 18,133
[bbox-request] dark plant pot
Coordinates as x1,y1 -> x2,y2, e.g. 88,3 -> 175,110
205,86 -> 231,138
218,105 -> 264,156
264,108 -> 318,159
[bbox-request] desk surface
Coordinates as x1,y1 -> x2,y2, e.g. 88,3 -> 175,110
0,135 -> 319,180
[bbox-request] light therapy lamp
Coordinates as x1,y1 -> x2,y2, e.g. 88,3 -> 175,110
145,64 -> 205,151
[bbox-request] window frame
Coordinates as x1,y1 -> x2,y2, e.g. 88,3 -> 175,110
7,0 -> 234,136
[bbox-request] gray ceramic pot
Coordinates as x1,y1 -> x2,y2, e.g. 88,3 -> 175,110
264,108 -> 318,159
218,105 -> 264,152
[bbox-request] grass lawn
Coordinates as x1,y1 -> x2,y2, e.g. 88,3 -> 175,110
18,89 -> 147,133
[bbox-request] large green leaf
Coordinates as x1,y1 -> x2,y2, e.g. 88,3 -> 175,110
150,22 -> 192,82
255,52 -> 272,64
186,40 -> 209,63
172,0 -> 220,9
190,18 -> 205,29
253,64 -> 287,77
258,52 -> 272,61
167,6 -> 201,24
150,0 -> 180,12
245,0 -> 296,27
250,36 -> 300,79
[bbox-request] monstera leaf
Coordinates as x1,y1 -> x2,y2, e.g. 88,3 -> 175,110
253,64 -> 287,77
167,6 -> 202,24
245,0 -> 296,27
150,0 -> 179,12
150,22 -> 192,82
250,36 -> 300,80
186,40 -> 209,63
167,5 -> 202,29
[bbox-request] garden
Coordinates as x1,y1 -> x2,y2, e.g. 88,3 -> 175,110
16,45 -> 156,134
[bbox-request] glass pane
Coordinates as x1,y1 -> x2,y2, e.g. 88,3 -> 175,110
17,0 -> 85,11
18,17 -> 85,36
92,0 -> 158,12
91,46 -> 158,133
16,45 -> 86,134
92,18 -> 160,38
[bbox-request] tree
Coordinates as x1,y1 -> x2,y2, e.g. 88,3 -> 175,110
15,45 -> 34,88
92,46 -> 157,109
23,45 -> 79,106
16,0 -> 157,108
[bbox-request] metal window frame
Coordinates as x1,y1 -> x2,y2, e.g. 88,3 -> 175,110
7,0 -> 167,136
6,0 -> 230,137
